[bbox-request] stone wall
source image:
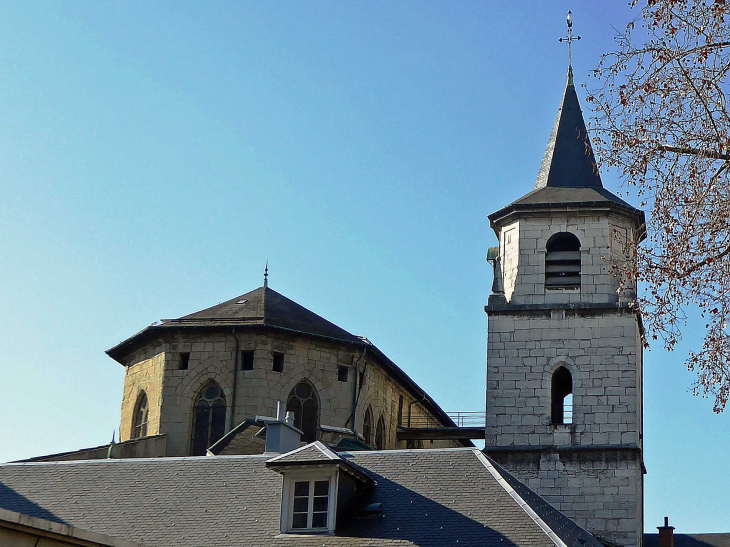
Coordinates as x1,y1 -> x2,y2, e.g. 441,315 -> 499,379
119,328 -> 460,455
488,449 -> 643,547
486,308 -> 642,448
119,345 -> 165,442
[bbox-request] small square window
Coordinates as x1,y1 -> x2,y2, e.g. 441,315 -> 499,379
337,366 -> 348,382
273,352 -> 284,373
179,352 -> 190,371
241,350 -> 254,371
288,478 -> 331,532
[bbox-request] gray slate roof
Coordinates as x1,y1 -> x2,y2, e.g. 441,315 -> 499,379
535,71 -> 602,190
207,419 -> 267,456
266,441 -> 340,464
487,72 -> 646,240
174,286 -> 363,343
0,447 -> 602,547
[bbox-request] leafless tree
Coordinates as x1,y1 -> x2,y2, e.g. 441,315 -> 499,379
588,0 -> 730,411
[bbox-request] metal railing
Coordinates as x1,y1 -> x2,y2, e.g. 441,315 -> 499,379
404,411 -> 486,429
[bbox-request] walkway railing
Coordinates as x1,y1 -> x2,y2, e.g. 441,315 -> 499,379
405,411 -> 486,429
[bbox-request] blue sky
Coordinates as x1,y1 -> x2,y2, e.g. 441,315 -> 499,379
0,1 -> 726,533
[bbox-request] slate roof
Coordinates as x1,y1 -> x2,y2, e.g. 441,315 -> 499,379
488,72 -> 646,239
206,419 -> 267,456
645,534 -> 730,547
106,286 -> 361,363
0,447 -> 603,547
535,69 -> 602,190
173,286 -> 363,343
266,440 -> 340,464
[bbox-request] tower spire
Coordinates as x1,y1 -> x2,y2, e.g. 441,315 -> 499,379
559,10 -> 581,86
263,261 -> 269,288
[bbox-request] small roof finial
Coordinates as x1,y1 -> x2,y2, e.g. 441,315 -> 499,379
264,260 -> 269,288
558,10 -> 581,86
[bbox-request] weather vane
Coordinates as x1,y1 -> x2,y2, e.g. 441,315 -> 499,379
558,10 -> 581,76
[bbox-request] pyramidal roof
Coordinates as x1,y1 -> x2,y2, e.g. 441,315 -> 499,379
534,68 -> 602,189
168,285 -> 362,343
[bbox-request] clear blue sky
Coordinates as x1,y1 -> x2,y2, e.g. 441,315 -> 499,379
0,1 -> 726,533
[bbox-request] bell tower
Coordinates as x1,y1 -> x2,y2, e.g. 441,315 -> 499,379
483,62 -> 647,547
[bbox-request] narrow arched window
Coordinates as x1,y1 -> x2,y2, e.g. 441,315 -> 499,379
362,406 -> 373,447
132,391 -> 149,439
551,367 -> 573,425
191,382 -> 227,456
286,380 -> 319,443
545,232 -> 581,289
375,415 -> 386,450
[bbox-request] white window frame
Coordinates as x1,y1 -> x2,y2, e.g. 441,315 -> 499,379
280,468 -> 338,534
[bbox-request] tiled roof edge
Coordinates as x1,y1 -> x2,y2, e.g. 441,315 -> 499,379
473,449 -> 567,547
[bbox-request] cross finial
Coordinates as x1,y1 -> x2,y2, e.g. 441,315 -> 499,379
558,10 -> 581,85
264,261 -> 269,288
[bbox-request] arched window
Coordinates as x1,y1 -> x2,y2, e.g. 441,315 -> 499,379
286,380 -> 319,443
362,406 -> 374,447
551,366 -> 573,425
375,415 -> 386,450
545,232 -> 581,289
132,391 -> 149,439
191,382 -> 227,456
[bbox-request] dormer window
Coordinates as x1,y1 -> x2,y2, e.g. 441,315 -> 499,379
266,441 -> 375,535
545,232 -> 581,290
285,474 -> 336,532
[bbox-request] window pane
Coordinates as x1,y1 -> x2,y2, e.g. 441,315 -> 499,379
210,403 -> 226,445
314,480 -> 329,496
302,399 -> 317,443
311,513 -> 327,528
295,382 -> 311,399
204,385 -> 220,400
313,496 -> 328,512
293,497 -> 308,513
191,405 -> 210,456
292,513 -> 307,529
294,481 -> 309,497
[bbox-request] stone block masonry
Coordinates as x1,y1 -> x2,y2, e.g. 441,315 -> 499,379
119,329 -> 460,455
486,308 -> 643,449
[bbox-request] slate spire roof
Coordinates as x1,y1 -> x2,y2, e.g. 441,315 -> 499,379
488,69 -> 647,238
535,68 -> 602,190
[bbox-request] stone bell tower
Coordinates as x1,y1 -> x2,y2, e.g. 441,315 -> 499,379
483,66 -> 647,547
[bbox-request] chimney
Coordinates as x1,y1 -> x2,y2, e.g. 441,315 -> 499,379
263,401 -> 303,455
658,517 -> 675,547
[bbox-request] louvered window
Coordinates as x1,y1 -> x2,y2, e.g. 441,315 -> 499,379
545,232 -> 581,289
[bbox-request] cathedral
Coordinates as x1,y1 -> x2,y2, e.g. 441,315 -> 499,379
0,59 -> 671,547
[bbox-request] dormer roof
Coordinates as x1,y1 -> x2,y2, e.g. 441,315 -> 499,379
266,441 -> 374,485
